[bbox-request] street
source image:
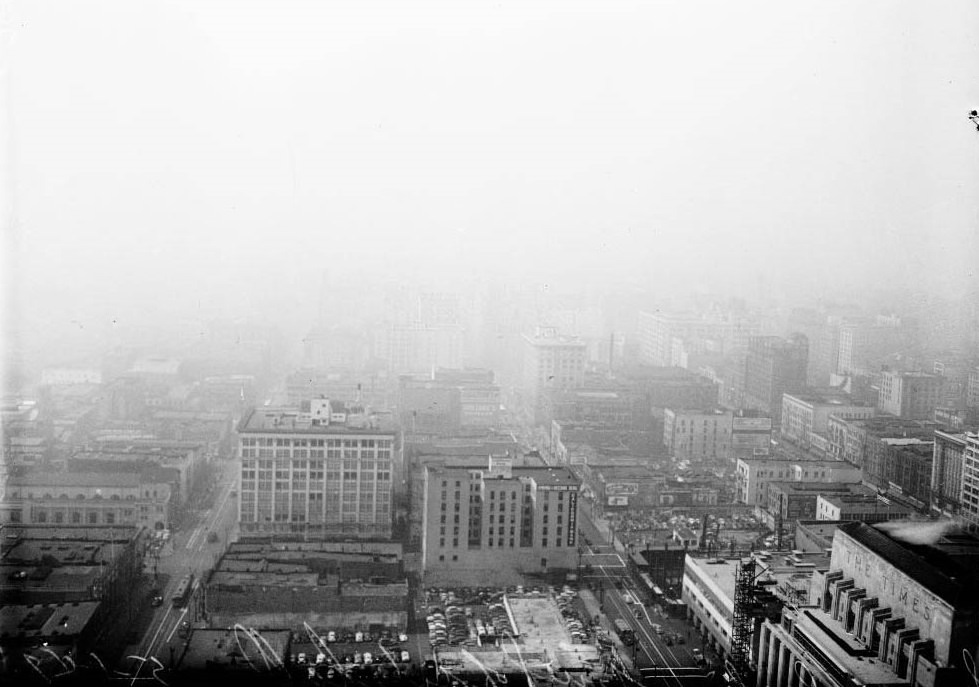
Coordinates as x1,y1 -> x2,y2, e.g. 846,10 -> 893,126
133,458 -> 240,665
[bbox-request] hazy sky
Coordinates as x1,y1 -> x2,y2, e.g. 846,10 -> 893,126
4,0 -> 979,356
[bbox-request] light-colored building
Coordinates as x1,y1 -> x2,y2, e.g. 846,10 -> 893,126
815,489 -> 917,523
522,327 -> 586,418
421,456 -> 580,583
663,408 -> 733,462
40,367 -> 103,386
758,521 -> 979,687
1,470 -> 174,529
959,432 -> 979,529
378,323 -> 464,375
681,550 -> 828,661
735,457 -> 861,507
237,399 -> 400,540
878,370 -> 945,420
780,391 -> 874,449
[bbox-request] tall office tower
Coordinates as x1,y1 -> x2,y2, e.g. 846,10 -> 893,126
742,334 -> 808,426
522,327 -> 586,421
237,399 -> 400,540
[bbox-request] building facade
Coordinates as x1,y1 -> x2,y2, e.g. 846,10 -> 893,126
1,471 -> 173,529
959,433 -> 979,529
756,521 -> 979,687
931,430 -> 968,518
780,391 -> 875,449
237,400 -> 400,539
663,408 -> 733,462
421,457 -> 580,581
735,458 -> 861,507
878,370 -> 945,420
742,335 -> 808,426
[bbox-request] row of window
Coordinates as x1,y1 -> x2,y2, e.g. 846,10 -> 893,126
242,437 -> 393,448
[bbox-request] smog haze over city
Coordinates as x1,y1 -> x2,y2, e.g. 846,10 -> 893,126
2,1 -> 979,686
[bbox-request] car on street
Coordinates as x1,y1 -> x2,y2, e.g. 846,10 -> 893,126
151,595 -> 164,607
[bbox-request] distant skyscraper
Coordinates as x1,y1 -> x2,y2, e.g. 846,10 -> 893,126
522,327 -> 586,421
742,334 -> 808,426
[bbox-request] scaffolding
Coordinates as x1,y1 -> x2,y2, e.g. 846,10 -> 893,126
728,558 -> 756,686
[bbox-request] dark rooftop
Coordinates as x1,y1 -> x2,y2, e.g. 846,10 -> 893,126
838,521 -> 979,608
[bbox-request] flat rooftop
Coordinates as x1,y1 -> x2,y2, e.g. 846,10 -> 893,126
176,628 -> 291,672
838,521 -> 979,608
686,551 -> 832,609
790,608 -> 905,685
784,390 -> 869,406
433,464 -> 580,488
0,602 -> 100,641
239,407 -> 397,434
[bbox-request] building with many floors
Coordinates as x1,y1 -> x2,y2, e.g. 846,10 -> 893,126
780,390 -> 875,449
959,433 -> 979,529
421,456 -> 580,583
930,430 -> 969,518
663,408 -> 733,462
757,521 -> 979,687
236,399 -> 400,540
742,335 -> 808,426
522,327 -> 587,422
878,370 -> 946,420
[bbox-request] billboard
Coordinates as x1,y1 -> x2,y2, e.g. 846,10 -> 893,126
607,496 -> 629,507
567,492 -> 577,546
605,482 -> 639,496
733,417 -> 772,432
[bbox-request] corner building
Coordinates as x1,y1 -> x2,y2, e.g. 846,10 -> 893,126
237,399 -> 399,539
422,457 -> 579,582
756,521 -> 979,687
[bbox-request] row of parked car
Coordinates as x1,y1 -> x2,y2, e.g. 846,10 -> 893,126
554,585 -> 591,644
316,629 -> 408,645
296,649 -> 411,667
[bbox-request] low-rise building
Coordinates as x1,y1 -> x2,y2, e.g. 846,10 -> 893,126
815,488 -> 918,523
735,457 -> 861,507
1,469 -> 175,530
764,482 -> 869,527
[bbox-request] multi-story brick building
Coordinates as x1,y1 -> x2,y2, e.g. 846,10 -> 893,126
931,430 -> 969,518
